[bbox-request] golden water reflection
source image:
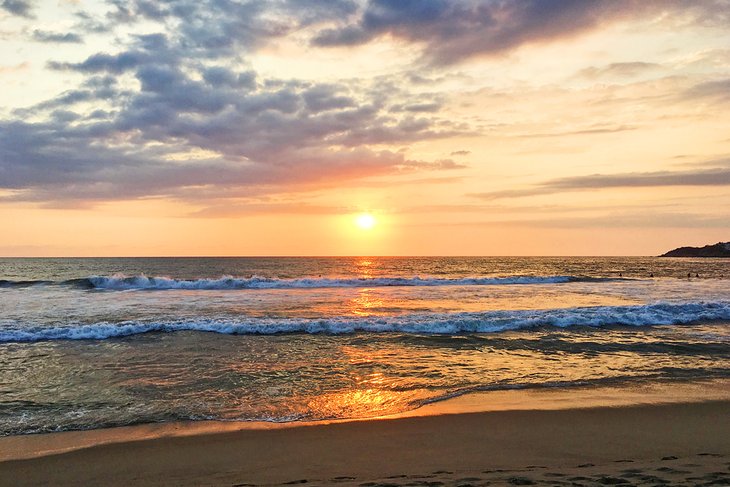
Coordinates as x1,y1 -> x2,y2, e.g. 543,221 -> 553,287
302,346 -> 429,418
354,258 -> 374,278
350,288 -> 386,316
306,387 -> 423,418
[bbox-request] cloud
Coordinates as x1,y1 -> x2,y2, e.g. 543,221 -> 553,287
457,212 -> 730,229
312,0 -> 730,66
683,78 -> 730,101
302,84 -> 356,112
0,111 -> 463,205
1,0 -> 32,17
190,202 -> 350,218
71,0 -> 359,54
390,101 -> 443,113
0,0 -> 477,208
515,124 -> 638,138
48,50 -> 151,73
31,30 -> 83,43
578,62 -> 662,80
505,212 -> 730,229
548,167 -> 730,189
0,62 -> 29,74
471,162 -> 730,200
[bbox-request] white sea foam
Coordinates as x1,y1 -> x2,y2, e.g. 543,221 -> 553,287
2,301 -> 728,342
76,274 -> 611,290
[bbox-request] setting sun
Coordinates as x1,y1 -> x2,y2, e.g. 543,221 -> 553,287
355,213 -> 377,230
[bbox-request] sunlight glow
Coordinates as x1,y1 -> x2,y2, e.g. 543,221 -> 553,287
355,213 -> 377,230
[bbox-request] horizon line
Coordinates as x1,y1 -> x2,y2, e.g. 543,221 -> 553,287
0,254 -> 665,258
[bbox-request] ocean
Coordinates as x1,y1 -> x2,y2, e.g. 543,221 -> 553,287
1,256 -> 729,436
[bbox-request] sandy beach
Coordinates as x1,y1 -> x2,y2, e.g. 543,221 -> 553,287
1,391 -> 729,486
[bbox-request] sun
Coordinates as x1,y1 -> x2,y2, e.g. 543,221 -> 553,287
355,213 -> 377,230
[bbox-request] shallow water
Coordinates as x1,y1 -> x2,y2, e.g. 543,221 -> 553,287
0,256 -> 728,434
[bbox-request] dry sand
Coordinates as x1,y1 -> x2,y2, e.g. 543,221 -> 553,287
1,397 -> 729,486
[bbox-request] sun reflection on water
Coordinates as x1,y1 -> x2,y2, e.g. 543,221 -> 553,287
355,258 -> 375,278
350,289 -> 386,316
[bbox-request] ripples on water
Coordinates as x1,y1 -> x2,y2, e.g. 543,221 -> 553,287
0,257 -> 728,434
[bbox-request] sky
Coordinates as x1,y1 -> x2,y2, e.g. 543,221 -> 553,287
1,0 -> 729,256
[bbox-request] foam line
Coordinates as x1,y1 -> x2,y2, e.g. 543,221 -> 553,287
2,301 -> 728,342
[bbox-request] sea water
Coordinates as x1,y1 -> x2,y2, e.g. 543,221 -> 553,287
0,256 -> 728,435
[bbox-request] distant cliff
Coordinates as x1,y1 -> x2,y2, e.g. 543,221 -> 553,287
660,242 -> 730,257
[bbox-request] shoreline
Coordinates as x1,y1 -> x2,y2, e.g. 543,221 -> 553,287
2,379 -> 730,462
2,381 -> 730,486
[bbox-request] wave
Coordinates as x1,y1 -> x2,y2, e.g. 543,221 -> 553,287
0,274 -> 627,290
2,301 -> 728,343
0,279 -> 53,288
81,274 -> 585,290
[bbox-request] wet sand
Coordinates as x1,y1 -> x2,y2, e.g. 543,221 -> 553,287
1,397 -> 729,486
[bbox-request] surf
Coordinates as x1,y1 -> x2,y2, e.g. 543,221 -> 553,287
2,301 -> 728,343
0,274 -> 630,290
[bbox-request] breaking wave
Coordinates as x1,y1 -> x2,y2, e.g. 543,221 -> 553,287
1,274 -> 627,290
2,301 -> 728,343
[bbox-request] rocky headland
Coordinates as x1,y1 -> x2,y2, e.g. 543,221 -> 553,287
660,242 -> 730,257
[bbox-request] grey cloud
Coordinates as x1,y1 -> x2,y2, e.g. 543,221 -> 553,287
422,210 -> 730,229
315,25 -> 370,46
56,1 -> 427,74
82,60 -> 460,163
391,101 -> 443,113
73,11 -> 110,34
471,164 -> 730,200
279,0 -> 360,24
313,0 -> 730,65
203,67 -> 256,89
548,167 -> 730,189
134,33 -> 168,51
93,0 -> 359,55
87,109 -> 114,120
506,212 -> 730,229
31,30 -> 83,43
46,33 -> 170,73
22,90 -> 92,113
426,159 -> 466,170
1,0 -> 32,17
404,103 -> 441,112
334,114 -> 467,147
50,110 -> 81,123
469,188 -> 550,201
303,85 -> 355,112
1,64 -> 464,204
0,118 -> 449,204
1,0 -> 469,206
684,78 -> 730,100
16,75 -> 126,115
49,51 -> 151,73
